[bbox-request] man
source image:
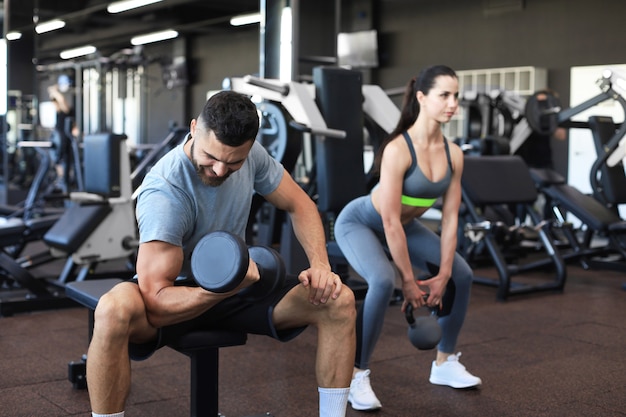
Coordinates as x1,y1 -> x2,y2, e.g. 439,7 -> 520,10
86,91 -> 356,417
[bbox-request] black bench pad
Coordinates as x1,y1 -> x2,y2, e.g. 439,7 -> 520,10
65,278 -> 123,309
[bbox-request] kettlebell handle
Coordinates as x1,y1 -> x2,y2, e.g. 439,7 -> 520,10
405,296 -> 442,351
405,295 -> 433,325
405,303 -> 416,325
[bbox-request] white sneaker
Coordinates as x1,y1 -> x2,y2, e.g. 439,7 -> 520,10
429,352 -> 482,389
349,369 -> 382,411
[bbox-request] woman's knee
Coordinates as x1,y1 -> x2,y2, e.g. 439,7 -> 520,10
452,257 -> 474,288
371,272 -> 397,291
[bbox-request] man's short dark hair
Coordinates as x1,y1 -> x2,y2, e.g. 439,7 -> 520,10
198,90 -> 259,147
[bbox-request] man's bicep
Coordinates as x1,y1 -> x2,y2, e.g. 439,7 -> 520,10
136,241 -> 184,293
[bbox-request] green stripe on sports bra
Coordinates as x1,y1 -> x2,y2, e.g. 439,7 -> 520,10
401,195 -> 437,207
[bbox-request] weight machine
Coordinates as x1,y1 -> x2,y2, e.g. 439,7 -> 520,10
0,133 -> 138,316
460,68 -> 626,280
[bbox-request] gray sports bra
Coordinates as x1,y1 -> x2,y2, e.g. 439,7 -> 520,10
401,131 -> 453,207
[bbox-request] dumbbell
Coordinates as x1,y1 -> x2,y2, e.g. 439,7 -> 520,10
405,299 -> 442,350
190,230 -> 285,301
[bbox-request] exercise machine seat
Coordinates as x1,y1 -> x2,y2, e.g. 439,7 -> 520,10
529,168 -> 567,187
43,204 -> 112,254
544,183 -> 624,232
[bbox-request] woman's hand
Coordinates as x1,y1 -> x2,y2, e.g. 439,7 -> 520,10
401,279 -> 426,313
417,275 -> 448,309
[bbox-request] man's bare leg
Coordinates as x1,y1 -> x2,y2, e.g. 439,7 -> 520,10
273,284 -> 356,388
87,282 -> 157,413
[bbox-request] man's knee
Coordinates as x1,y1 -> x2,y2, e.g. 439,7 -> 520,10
326,286 -> 356,324
93,283 -> 144,333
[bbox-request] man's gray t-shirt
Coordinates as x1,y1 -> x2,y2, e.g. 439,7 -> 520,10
136,136 -> 284,279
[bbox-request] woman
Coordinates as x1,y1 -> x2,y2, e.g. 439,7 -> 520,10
334,65 -> 481,411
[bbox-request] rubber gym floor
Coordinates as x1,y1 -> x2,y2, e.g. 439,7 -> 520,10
1,247 -> 625,417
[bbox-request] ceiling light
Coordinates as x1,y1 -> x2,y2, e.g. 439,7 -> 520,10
131,29 -> 178,45
60,45 -> 97,60
107,0 -> 163,14
230,13 -> 261,26
6,32 -> 22,41
35,19 -> 66,34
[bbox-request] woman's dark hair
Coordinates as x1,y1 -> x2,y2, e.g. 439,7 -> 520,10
198,90 -> 259,147
372,65 -> 457,176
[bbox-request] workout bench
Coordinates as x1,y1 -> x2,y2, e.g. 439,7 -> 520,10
530,168 -> 626,272
461,155 -> 567,300
65,278 -> 271,417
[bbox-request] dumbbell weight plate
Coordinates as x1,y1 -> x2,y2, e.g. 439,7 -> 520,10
239,246 -> 286,301
191,231 -> 249,293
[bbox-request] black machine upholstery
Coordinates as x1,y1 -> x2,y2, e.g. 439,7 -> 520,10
83,133 -> 125,198
43,204 -> 112,253
65,279 -> 249,417
461,155 -> 567,300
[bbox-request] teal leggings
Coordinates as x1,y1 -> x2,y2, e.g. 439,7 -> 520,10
334,196 -> 473,369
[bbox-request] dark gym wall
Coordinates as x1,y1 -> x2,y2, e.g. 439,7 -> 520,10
188,27 -> 260,122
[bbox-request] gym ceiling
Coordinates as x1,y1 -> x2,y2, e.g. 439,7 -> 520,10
2,0 -> 260,65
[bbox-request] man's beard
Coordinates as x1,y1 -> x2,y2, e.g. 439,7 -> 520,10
191,140 -> 229,187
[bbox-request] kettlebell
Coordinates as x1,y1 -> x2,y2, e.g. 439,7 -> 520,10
405,303 -> 442,350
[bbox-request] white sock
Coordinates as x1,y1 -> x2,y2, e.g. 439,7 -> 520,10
92,412 -> 124,417
318,387 -> 349,417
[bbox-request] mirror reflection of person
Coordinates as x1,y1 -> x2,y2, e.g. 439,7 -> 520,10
47,76 -> 75,192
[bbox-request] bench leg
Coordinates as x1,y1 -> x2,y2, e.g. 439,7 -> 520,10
188,349 -> 220,417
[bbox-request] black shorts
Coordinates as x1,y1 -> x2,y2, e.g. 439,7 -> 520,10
129,276 -> 306,361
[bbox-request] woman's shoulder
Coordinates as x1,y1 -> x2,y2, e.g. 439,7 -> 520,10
384,135 -> 411,159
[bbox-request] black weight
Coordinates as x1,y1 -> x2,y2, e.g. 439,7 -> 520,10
405,302 -> 442,350
239,246 -> 286,301
525,91 -> 561,136
465,103 -> 483,139
255,101 -> 302,174
191,231 -> 249,293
